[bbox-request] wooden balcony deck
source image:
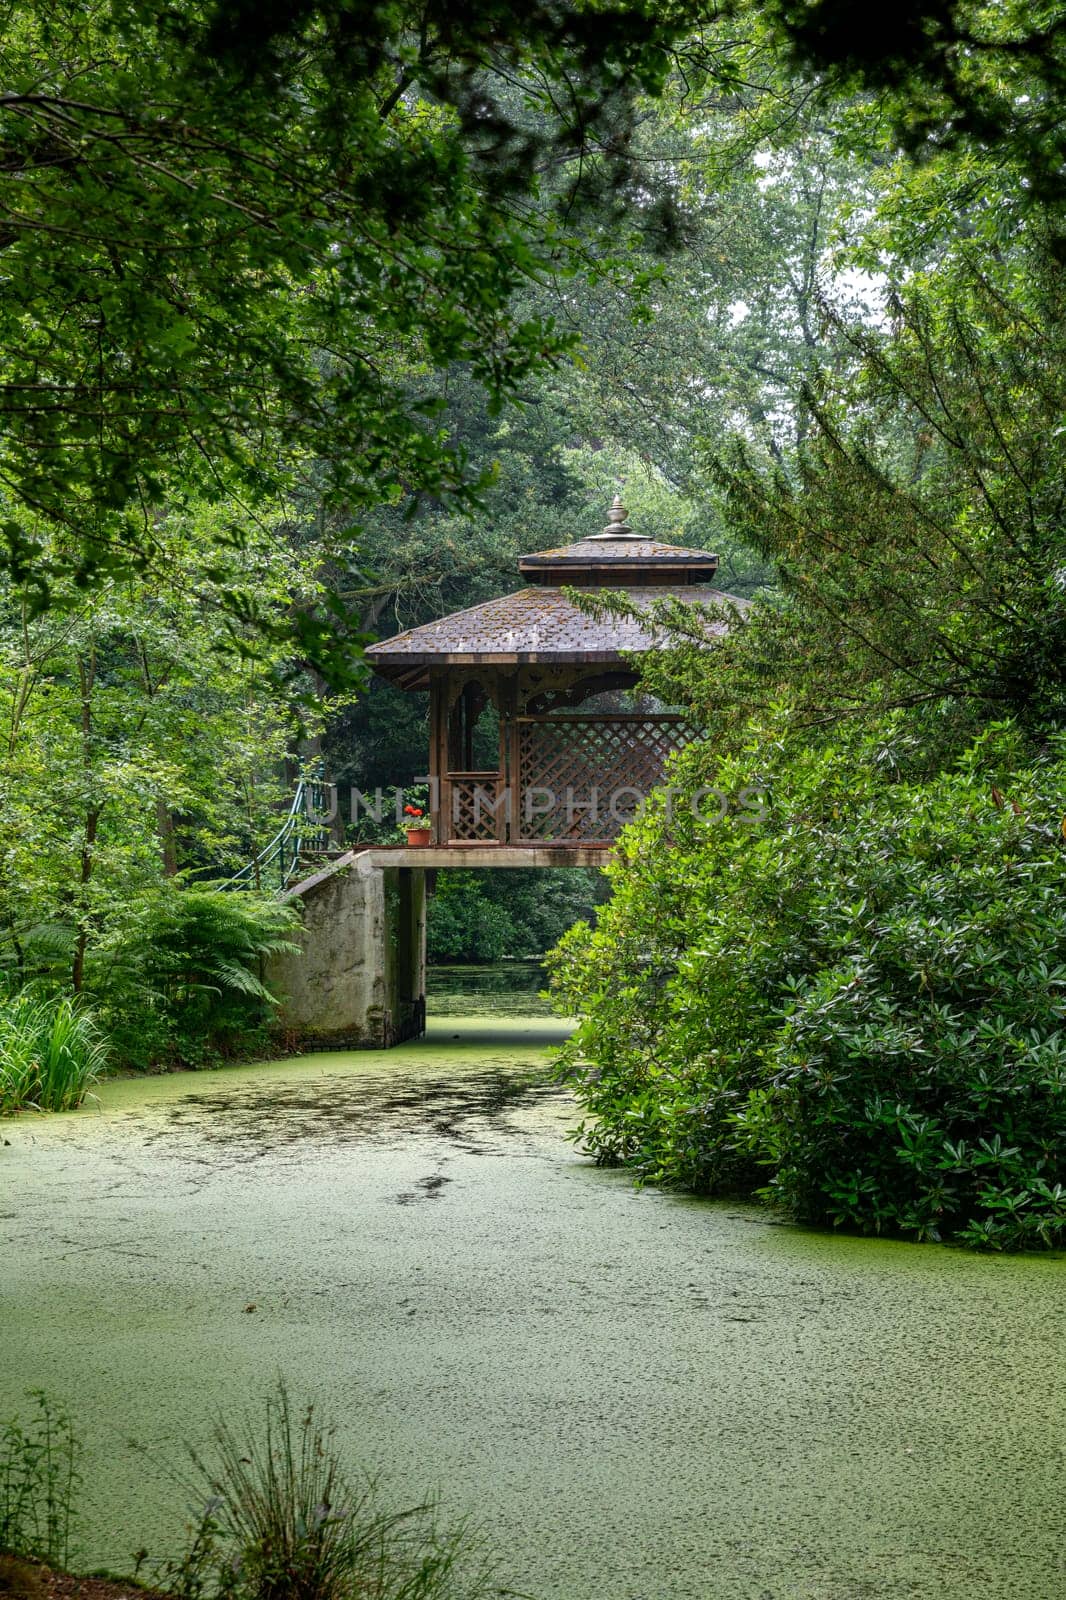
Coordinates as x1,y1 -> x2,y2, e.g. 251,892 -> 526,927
289,842 -> 612,897
361,843 -> 612,868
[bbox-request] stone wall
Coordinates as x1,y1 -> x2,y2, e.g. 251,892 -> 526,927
266,851 -> 426,1049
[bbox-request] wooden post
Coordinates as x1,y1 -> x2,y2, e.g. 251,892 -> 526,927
492,672 -> 507,843
507,673 -> 521,844
429,673 -> 448,844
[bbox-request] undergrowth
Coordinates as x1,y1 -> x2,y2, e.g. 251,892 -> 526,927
0,998 -> 107,1115
0,1393 -> 81,1565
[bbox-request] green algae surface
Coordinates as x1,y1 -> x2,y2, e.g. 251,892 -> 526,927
1,1013 -> 1064,1600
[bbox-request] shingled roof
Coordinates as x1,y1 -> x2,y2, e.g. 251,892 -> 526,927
366,584 -> 744,684
366,495 -> 744,687
522,539 -> 715,562
519,537 -> 719,585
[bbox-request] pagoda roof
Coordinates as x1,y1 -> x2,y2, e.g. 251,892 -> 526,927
366,583 -> 745,686
523,537 -> 716,561
520,536 -> 718,573
366,495 -> 745,688
518,496 -> 719,585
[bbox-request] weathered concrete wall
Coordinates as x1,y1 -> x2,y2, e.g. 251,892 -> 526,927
266,852 -> 426,1049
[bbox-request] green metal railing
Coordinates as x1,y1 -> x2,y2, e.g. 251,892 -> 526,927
222,773 -> 333,895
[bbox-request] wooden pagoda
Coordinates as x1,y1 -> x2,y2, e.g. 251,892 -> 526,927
366,497 -> 743,849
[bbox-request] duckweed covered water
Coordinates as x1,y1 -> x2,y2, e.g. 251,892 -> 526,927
1,999 -> 1064,1600
427,959 -> 554,1016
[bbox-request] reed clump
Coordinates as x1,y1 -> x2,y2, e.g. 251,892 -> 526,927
0,996 -> 108,1115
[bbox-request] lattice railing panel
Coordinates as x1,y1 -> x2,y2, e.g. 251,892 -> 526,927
445,773 -> 504,843
515,715 -> 700,842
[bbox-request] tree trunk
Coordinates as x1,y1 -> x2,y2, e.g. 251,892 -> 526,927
71,806 -> 100,994
157,800 -> 178,876
72,650 -> 97,994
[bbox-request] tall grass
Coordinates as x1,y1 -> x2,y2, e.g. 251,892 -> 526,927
170,1384 -> 513,1600
0,1386 -> 518,1598
0,995 -> 109,1114
0,1392 -> 81,1566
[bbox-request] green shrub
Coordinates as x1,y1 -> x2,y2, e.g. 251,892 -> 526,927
169,1384 -> 502,1600
550,720 -> 1066,1248
0,1393 -> 81,1566
0,996 -> 108,1115
427,875 -> 515,963
428,869 -> 603,963
734,743 -> 1066,1249
0,925 -> 76,1001
98,890 -> 300,1069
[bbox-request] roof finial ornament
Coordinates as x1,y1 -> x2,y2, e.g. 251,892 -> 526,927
590,491 -> 640,541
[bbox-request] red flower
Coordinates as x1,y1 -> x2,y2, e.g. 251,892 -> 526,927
404,805 -> 423,817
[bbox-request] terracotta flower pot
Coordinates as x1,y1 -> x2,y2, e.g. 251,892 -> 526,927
405,828 -> 433,847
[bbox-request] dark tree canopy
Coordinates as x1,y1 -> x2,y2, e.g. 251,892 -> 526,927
754,0 -> 1066,205
0,0 -> 720,624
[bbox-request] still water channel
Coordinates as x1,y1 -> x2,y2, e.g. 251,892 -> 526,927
2,964 -> 1064,1600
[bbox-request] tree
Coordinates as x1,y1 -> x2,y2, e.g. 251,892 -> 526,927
0,0 -> 736,662
703,240 -> 1066,733
749,0 -> 1066,208
552,111 -> 880,476
544,7 -> 1066,1250
0,500 -> 327,995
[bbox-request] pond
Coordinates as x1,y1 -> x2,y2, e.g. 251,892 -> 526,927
1,979 -> 1063,1600
427,959 -> 553,1016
